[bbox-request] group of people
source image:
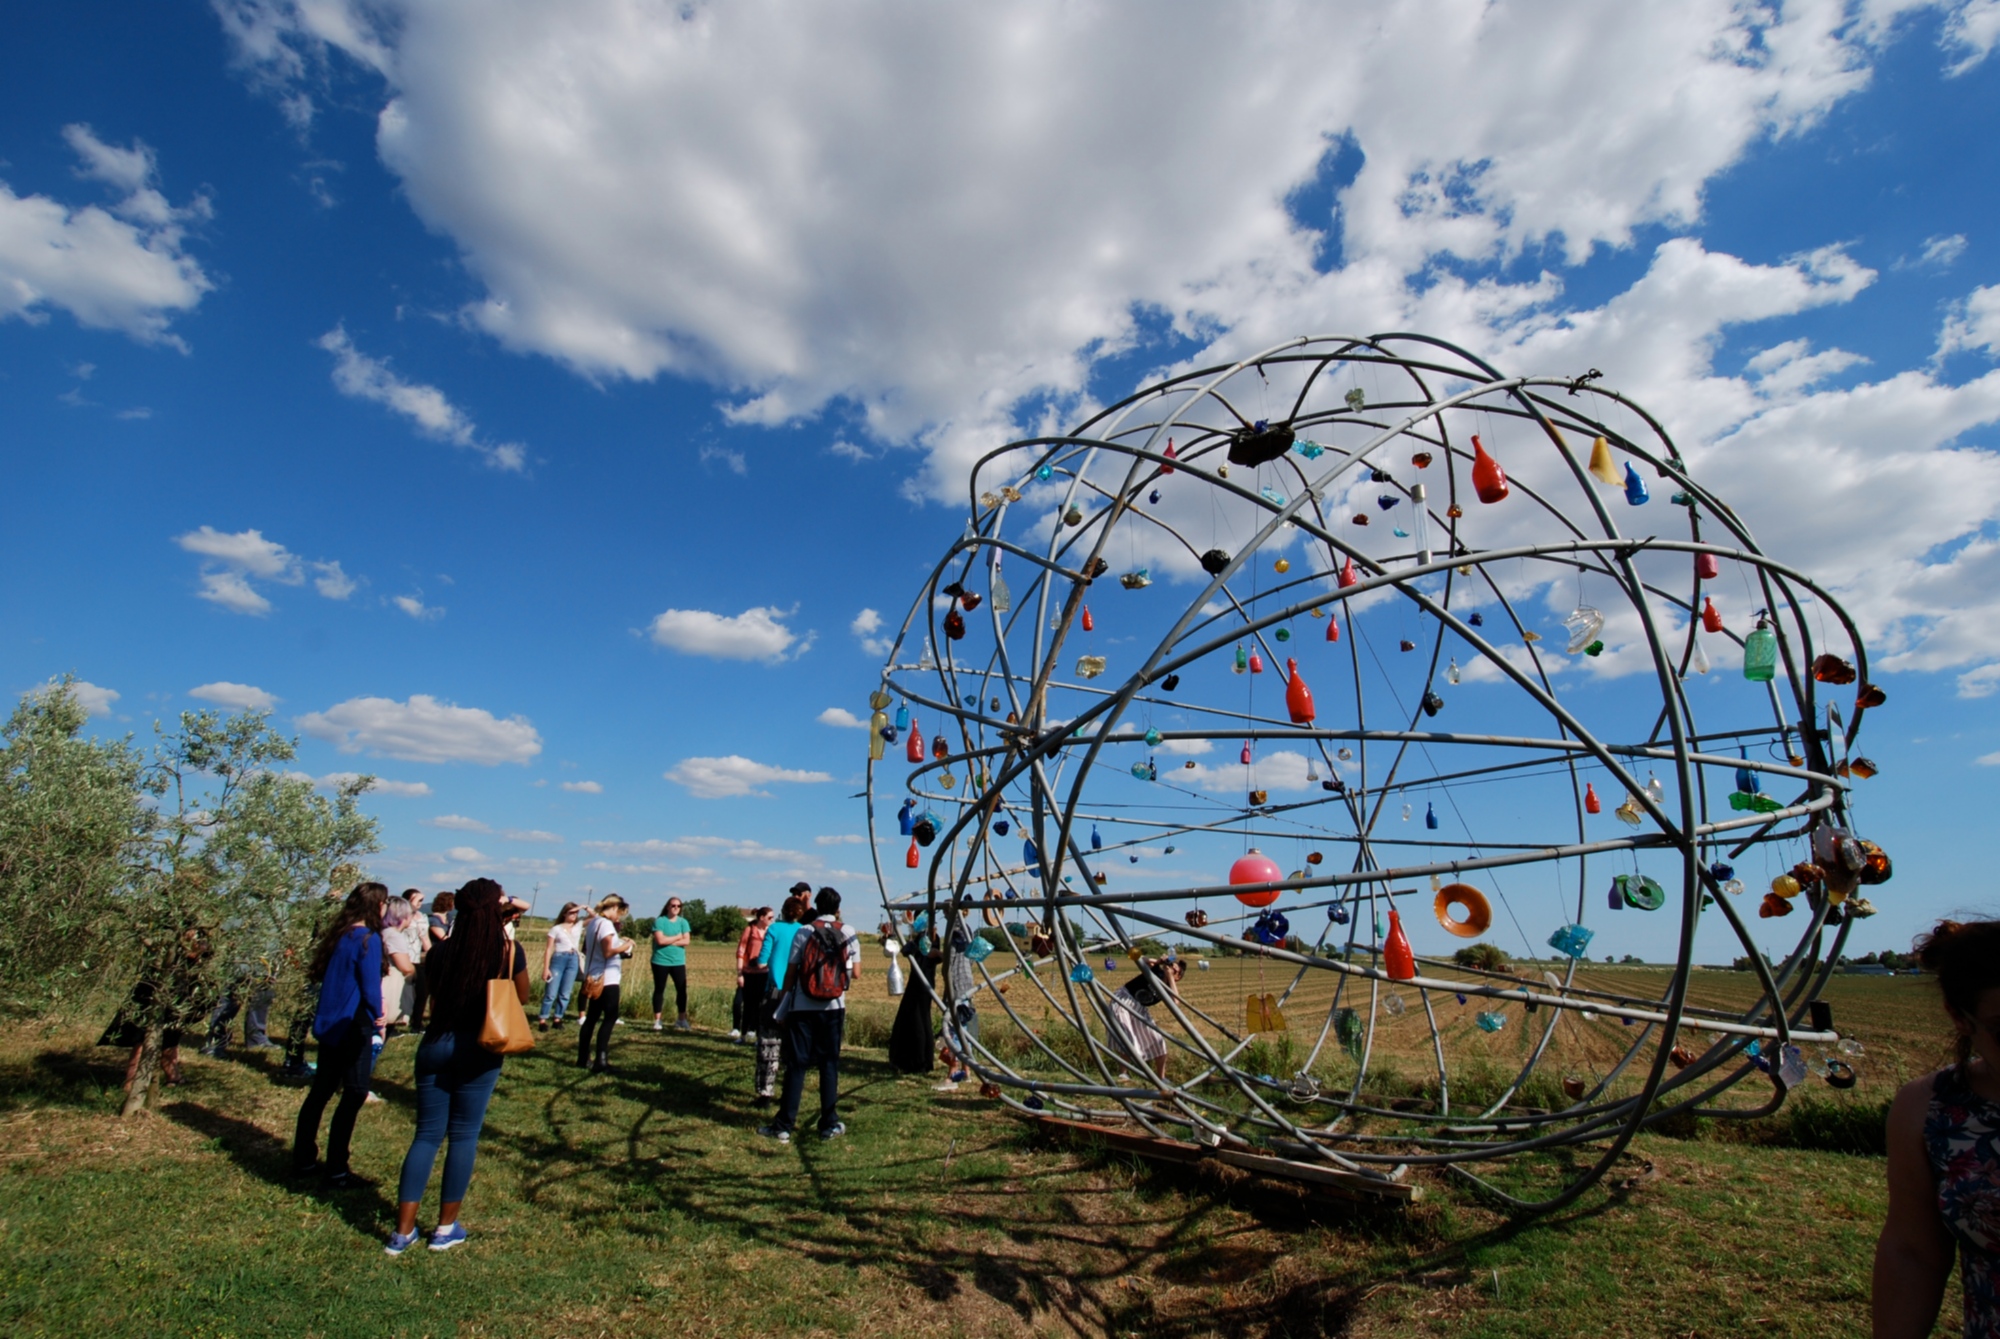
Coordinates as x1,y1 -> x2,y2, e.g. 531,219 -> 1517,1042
277,876 -> 866,1252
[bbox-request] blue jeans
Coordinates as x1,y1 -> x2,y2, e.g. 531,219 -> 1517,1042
540,953 -> 579,1021
397,1030 -> 503,1206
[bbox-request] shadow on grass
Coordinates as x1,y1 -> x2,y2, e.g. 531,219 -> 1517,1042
161,1100 -> 397,1236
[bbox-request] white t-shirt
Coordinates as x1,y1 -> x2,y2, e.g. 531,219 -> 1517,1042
586,916 -> 624,986
382,925 -> 416,969
547,921 -> 580,956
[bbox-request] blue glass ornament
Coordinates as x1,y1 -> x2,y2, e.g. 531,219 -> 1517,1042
1425,802 -> 1439,830
1148,489 -> 1160,504
1329,903 -> 1351,924
1468,612 -> 1485,627
993,818 -> 1010,836
1735,748 -> 1759,795
894,703 -> 909,731
898,799 -> 915,835
1035,463 -> 1053,481
1022,838 -> 1039,872
1476,1011 -> 1507,1033
1547,923 -> 1595,960
1069,963 -> 1093,983
1144,727 -> 1162,746
964,935 -> 994,962
1091,825 -> 1103,851
1104,958 -> 1118,971
1623,462 -> 1650,506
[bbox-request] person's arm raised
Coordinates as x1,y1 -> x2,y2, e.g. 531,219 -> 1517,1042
1872,1074 -> 1955,1338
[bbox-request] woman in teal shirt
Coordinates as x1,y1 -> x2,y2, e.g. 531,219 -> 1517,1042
651,899 -> 692,1031
751,892 -> 810,1101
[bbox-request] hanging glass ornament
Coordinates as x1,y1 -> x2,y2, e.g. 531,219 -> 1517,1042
1148,489 -> 1160,504
1284,658 -> 1316,724
1548,923 -> 1595,959
906,838 -> 920,869
1090,824 -> 1103,851
898,799 -> 915,835
1622,461 -> 1650,505
1069,963 -> 1094,983
906,726 -> 925,764
1690,637 -> 1710,674
1240,739 -> 1253,765
1249,650 -> 1265,673
1735,748 -> 1759,795
943,608 -> 965,640
1587,435 -> 1621,485
1143,727 -> 1162,746
1584,783 -> 1601,814
1422,690 -> 1444,716
1063,506 -> 1083,527
1035,463 -> 1053,481
1274,557 -> 1291,574
1468,612 -> 1485,627
1274,627 -> 1291,642
1384,909 -> 1417,980
1564,606 -> 1605,654
1446,657 -> 1461,684
1701,596 -> 1724,634
869,712 -> 888,761
1161,439 -> 1176,473
1471,435 -> 1510,503
1326,613 -> 1340,643
1401,802 -> 1413,822
1337,746 -> 1354,761
895,703 -> 910,730
1695,551 -> 1721,580
1476,1010 -> 1507,1033
1229,849 -> 1282,907
1339,555 -> 1360,588
993,818 -> 1010,836
1022,838 -> 1040,872
1075,655 -> 1106,678
1130,760 -> 1156,781
1377,493 -> 1399,511
1425,802 -> 1439,830
1614,793 -> 1644,826
1412,451 -> 1433,468
1645,774 -> 1665,805
1743,616 -> 1778,682
933,734 -> 950,760
1119,568 -> 1150,589
1234,643 -> 1248,672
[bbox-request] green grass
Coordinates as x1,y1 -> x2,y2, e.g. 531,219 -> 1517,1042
0,982 -> 1948,1339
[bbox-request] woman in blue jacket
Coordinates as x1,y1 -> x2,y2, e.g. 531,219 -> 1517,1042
292,882 -> 387,1188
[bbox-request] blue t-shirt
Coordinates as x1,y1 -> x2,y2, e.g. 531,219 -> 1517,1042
651,916 -> 690,967
313,925 -> 383,1045
758,921 -> 805,988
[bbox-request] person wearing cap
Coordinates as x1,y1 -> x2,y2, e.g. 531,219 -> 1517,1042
577,895 -> 633,1073
759,886 -> 861,1143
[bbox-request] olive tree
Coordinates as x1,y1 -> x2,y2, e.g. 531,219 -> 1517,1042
0,678 -> 149,1016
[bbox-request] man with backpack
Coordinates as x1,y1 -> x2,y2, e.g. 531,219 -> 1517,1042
758,887 -> 861,1144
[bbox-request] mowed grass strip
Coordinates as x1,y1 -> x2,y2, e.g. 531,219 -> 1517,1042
0,964 -> 1948,1337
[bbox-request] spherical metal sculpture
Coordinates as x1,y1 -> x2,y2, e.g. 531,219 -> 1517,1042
864,333 -> 1886,1212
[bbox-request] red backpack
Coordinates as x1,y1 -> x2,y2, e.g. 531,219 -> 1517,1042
795,920 -> 851,1001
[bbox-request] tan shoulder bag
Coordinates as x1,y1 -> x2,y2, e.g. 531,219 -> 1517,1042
479,943 -> 536,1055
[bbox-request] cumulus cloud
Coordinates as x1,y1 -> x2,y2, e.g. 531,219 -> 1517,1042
561,779 -> 603,793
298,694 -> 543,764
318,324 -> 526,471
70,680 -> 120,717
698,443 -> 747,475
173,525 -> 353,616
424,814 -> 490,832
582,834 -> 818,864
661,755 -> 834,799
850,607 -> 892,658
0,124 -> 211,346
392,593 -> 444,621
211,1 -> 2000,689
503,828 -> 563,843
190,681 -> 279,712
648,606 -> 803,661
817,707 -> 866,728
317,771 -> 431,796
444,845 -> 485,863
815,833 -> 865,845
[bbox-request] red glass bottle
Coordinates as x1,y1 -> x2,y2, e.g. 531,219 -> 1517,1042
906,838 -> 920,869
1695,552 -> 1720,581
1384,909 -> 1417,980
1338,555 -> 1360,588
1584,782 -> 1601,814
1081,606 -> 1094,633
906,724 -> 925,764
1701,596 -> 1724,634
1285,658 -> 1315,725
1471,435 -> 1509,504
1325,613 -> 1340,643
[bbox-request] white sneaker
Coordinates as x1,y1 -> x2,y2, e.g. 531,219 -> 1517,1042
728,1029 -> 742,1041
652,1020 -> 663,1031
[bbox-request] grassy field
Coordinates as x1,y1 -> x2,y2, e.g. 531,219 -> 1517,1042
0,948 -> 1959,1338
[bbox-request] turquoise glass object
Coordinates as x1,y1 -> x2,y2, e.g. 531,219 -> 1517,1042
1144,727 -> 1162,746
1743,618 -> 1778,682
1035,464 -> 1053,481
1548,923 -> 1596,959
1476,1011 -> 1507,1033
964,935 -> 994,962
1735,747 -> 1759,795
1295,439 -> 1325,459
1069,963 -> 1094,983
1623,461 -> 1650,505
1130,760 -> 1156,781
895,703 -> 909,730
1260,486 -> 1287,506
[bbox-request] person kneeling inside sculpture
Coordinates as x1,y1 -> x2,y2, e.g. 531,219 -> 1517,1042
1108,957 -> 1186,1080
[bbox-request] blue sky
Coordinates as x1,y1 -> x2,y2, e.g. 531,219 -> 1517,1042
5,1 -> 1999,965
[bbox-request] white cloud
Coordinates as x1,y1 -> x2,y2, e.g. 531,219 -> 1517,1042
392,593 -> 444,621
1179,748 -> 1321,795
312,560 -> 357,599
850,607 -> 892,657
197,570 -> 273,615
1899,233 -> 1968,270
0,124 -> 211,346
298,694 -> 543,764
1156,737 -> 1213,757
1959,664 -> 2000,699
502,828 -> 563,844
317,770 -> 431,797
1977,749 -> 2000,765
1939,284 -> 2000,360
317,324 -> 526,471
70,680 -> 120,717
176,525 -> 299,580
815,833 -> 865,845
561,779 -> 603,793
817,707 -> 866,729
190,681 -> 278,712
661,755 -> 834,799
1945,0 -> 2000,74
582,835 -> 818,865
444,845 -> 485,863
424,814 -> 490,832
648,606 -> 802,661
174,525 -> 353,616
698,443 -> 747,475
828,439 -> 870,462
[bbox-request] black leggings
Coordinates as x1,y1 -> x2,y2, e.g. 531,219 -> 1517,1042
578,984 -> 621,1065
652,964 -> 687,1018
293,1012 -> 374,1173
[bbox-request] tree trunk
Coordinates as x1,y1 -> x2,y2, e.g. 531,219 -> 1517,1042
120,1024 -> 163,1118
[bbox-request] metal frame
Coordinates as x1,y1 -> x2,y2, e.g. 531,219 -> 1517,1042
861,333 -> 1881,1213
